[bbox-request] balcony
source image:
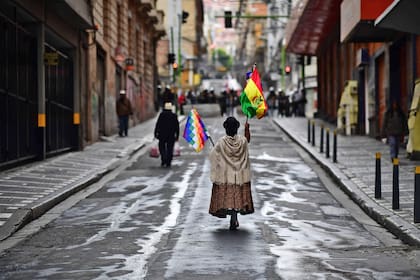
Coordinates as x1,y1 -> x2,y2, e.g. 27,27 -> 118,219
137,0 -> 153,13
147,9 -> 158,25
153,24 -> 166,40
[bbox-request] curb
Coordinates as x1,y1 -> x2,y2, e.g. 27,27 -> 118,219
0,114 -> 183,242
273,119 -> 420,247
0,141 -> 146,241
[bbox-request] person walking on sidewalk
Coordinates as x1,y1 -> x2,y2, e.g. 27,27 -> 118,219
267,87 -> 277,117
116,90 -> 133,137
154,102 -> 179,167
277,90 -> 290,117
381,100 -> 409,161
209,117 -> 254,230
178,91 -> 186,115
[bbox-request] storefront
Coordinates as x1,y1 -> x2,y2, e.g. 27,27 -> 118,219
0,0 -> 92,169
0,6 -> 38,166
285,0 -> 412,139
376,0 -> 420,159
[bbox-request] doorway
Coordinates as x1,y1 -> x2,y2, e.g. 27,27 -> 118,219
97,48 -> 106,136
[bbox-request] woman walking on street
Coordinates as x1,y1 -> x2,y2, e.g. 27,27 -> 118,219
209,117 -> 254,230
154,102 -> 179,167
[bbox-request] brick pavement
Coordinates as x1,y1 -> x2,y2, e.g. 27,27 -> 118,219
273,116 -> 420,246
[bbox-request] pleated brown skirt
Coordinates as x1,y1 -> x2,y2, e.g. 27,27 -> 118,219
209,182 -> 254,218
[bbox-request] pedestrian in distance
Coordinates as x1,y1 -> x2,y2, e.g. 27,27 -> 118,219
277,90 -> 290,117
226,91 -> 235,116
163,85 -> 174,107
178,91 -> 186,115
209,87 -> 217,103
116,90 -> 133,137
218,90 -> 227,117
209,116 -> 254,230
381,100 -> 409,162
267,87 -> 277,117
154,102 -> 180,168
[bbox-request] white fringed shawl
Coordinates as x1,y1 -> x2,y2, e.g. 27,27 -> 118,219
209,134 -> 250,185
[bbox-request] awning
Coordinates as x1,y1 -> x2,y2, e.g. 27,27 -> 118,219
375,0 -> 420,35
340,0 -> 398,43
284,0 -> 341,55
138,0 -> 153,13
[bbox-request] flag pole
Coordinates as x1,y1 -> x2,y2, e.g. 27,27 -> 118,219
244,63 -> 255,124
208,135 -> 215,147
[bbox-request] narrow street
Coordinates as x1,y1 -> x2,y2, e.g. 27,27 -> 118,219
0,116 -> 419,279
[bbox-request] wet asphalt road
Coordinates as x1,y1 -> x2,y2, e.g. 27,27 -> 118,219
1,116 -> 420,279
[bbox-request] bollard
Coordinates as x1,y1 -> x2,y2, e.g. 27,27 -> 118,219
392,158 -> 399,210
333,130 -> 337,163
326,128 -> 330,158
307,119 -> 311,143
320,125 -> 324,153
311,121 -> 315,146
415,167 -> 420,223
375,152 -> 381,199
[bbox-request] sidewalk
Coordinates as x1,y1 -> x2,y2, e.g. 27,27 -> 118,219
0,116 -> 165,241
273,116 -> 420,246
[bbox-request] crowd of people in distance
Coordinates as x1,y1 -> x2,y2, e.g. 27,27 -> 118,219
266,87 -> 306,117
157,85 -> 240,117
156,84 -> 307,118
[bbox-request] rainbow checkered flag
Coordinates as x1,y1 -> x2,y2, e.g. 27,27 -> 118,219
183,109 -> 209,152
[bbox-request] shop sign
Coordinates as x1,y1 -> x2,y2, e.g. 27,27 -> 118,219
44,52 -> 59,66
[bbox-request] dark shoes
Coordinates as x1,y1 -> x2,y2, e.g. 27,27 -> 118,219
229,220 -> 239,230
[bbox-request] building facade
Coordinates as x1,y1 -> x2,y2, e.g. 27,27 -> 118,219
89,0 -> 165,143
285,0 -> 420,159
155,0 -> 205,89
0,0 -> 93,169
0,0 -> 165,169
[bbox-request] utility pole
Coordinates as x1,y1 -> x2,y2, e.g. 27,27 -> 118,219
299,55 -> 306,107
216,14 -> 290,20
170,27 -> 175,83
178,13 -> 182,80
281,44 -> 286,90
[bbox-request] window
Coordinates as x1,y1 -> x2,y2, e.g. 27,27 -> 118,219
103,0 -> 109,39
117,3 -> 122,46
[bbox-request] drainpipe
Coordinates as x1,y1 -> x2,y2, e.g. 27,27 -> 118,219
37,22 -> 46,160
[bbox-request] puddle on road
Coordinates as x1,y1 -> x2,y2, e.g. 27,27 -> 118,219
252,157 -> 415,279
30,160 -> 199,279
162,160 -> 270,278
89,162 -> 198,279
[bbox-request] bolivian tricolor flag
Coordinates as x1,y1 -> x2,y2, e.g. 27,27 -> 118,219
240,67 -> 267,119
183,109 -> 209,152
